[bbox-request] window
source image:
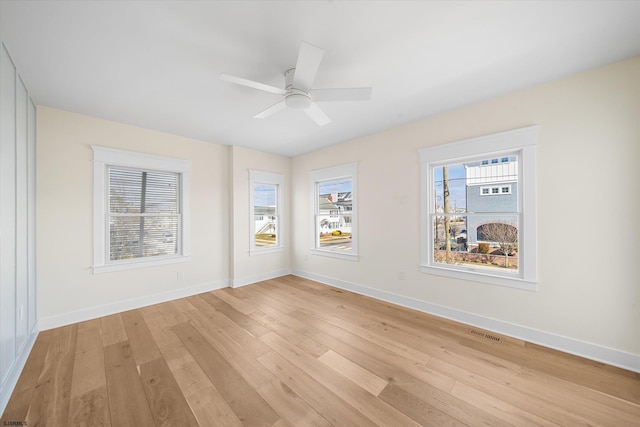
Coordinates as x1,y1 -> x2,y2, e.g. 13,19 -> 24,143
480,185 -> 511,196
249,170 -> 284,254
92,146 -> 190,273
310,163 -> 358,260
419,126 -> 537,290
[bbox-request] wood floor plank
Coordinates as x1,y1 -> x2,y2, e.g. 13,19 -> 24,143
184,309 -> 275,390
232,283 -> 300,314
25,324 -> 78,427
68,385 -> 110,427
70,320 -> 107,397
120,309 -> 162,366
387,372 -> 511,426
198,292 -> 270,337
289,308 -> 456,393
173,321 -> 280,427
69,320 -> 110,427
139,356 -> 200,427
187,294 -> 271,359
257,350 -> 377,427
378,382 -> 467,427
256,378 -> 333,427
103,341 -> 155,427
217,288 -> 258,314
143,312 -> 214,399
260,331 -> 422,427
186,386 -> 244,427
427,356 -> 588,425
100,314 -> 127,347
318,350 -> 388,396
1,329 -> 53,423
450,380 -> 557,426
250,309 -> 329,358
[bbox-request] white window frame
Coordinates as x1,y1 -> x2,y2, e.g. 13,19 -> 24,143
92,146 -> 191,273
419,126 -> 537,290
249,170 -> 284,255
310,162 -> 358,261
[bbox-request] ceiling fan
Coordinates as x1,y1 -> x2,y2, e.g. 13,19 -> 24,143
221,42 -> 372,126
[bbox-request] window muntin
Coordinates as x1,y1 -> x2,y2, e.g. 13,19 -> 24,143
310,163 -> 358,260
92,146 -> 190,273
249,170 -> 284,254
419,126 -> 537,290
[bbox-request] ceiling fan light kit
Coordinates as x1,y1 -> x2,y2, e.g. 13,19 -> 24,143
221,41 -> 372,126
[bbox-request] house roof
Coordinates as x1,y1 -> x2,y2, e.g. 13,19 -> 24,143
1,1 -> 639,157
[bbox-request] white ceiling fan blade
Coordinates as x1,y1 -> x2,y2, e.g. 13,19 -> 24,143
254,100 -> 287,119
221,74 -> 286,95
292,42 -> 325,91
311,87 -> 372,102
304,103 -> 331,126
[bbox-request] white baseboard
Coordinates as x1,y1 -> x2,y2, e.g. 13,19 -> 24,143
0,326 -> 39,416
292,269 -> 640,373
38,279 -> 229,331
231,269 -> 292,289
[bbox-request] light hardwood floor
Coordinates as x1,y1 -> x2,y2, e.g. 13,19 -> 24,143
2,275 -> 639,426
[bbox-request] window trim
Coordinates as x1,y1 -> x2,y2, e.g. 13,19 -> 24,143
419,126 -> 538,290
310,162 -> 358,261
92,146 -> 191,273
249,170 -> 284,255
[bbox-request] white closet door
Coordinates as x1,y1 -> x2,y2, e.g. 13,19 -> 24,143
0,43 -> 17,384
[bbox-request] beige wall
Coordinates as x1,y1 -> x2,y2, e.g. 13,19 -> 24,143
291,56 -> 640,355
37,107 -> 230,321
230,145 -> 291,286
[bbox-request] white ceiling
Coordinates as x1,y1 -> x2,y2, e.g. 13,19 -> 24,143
2,1 -> 640,157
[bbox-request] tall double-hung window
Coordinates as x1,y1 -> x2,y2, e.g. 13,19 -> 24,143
249,170 -> 284,254
92,146 -> 190,273
310,163 -> 358,260
419,126 -> 537,290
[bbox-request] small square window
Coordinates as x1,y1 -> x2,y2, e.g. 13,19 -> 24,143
492,187 -> 499,194
501,157 -> 509,162
482,160 -> 489,165
491,159 -> 499,164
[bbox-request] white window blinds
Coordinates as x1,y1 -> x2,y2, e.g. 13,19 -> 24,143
108,167 -> 181,261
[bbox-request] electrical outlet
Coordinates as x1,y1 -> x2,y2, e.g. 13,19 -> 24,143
19,305 -> 24,321
398,271 -> 406,280
177,271 -> 183,280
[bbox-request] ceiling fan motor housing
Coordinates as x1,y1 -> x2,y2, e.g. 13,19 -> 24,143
284,68 -> 312,110
285,89 -> 312,110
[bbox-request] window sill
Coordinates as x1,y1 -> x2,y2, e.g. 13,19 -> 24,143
420,264 -> 537,291
93,255 -> 190,274
250,246 -> 284,256
310,248 -> 358,261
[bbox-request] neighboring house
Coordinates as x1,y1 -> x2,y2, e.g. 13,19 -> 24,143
318,191 -> 353,233
464,156 -> 518,246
